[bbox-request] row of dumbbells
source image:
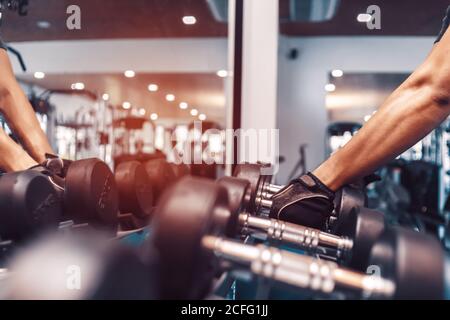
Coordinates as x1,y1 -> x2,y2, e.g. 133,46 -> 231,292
151,176 -> 446,300
0,157 -> 189,251
2,162 -> 447,299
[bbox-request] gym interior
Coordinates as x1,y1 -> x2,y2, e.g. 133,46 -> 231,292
0,0 -> 449,301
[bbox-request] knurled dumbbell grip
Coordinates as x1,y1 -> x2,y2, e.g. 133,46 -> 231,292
201,236 -> 395,298
239,214 -> 353,253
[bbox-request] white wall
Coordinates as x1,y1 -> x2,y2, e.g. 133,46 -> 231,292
8,38 -> 227,74
277,36 -> 435,183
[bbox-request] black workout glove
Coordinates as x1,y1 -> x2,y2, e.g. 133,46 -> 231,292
41,153 -> 73,178
269,172 -> 335,230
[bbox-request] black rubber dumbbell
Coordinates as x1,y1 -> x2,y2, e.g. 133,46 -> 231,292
114,161 -> 153,230
217,176 -> 384,271
38,157 -> 119,233
144,158 -> 177,204
0,170 -> 62,243
369,226 -> 447,299
152,177 -> 398,300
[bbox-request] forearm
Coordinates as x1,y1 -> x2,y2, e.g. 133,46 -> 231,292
314,72 -> 450,191
0,126 -> 38,171
0,86 -> 54,163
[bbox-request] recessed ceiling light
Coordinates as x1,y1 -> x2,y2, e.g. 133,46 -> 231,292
124,70 -> 135,78
331,69 -> 343,78
179,102 -> 188,110
150,113 -> 158,121
190,108 -> 199,116
71,82 -> 85,90
182,16 -> 197,25
122,101 -> 131,109
139,108 -> 146,116
102,93 -> 110,101
357,13 -> 371,23
148,84 -> 158,92
36,20 -> 51,29
325,83 -> 336,92
198,113 -> 206,121
166,94 -> 175,102
34,71 -> 45,79
216,70 -> 228,78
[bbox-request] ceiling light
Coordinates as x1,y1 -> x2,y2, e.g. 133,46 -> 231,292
182,16 -> 197,25
71,82 -> 85,90
198,114 -> 206,121
122,101 -> 131,109
36,20 -> 51,29
216,70 -> 228,78
179,102 -> 188,110
34,71 -> 45,79
150,113 -> 158,121
148,84 -> 158,92
357,13 -> 371,23
325,83 -> 336,92
124,70 -> 135,78
331,69 -> 343,78
139,108 -> 146,116
190,109 -> 198,116
166,94 -> 175,102
102,93 -> 109,101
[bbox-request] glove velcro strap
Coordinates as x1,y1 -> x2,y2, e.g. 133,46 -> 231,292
292,172 -> 334,200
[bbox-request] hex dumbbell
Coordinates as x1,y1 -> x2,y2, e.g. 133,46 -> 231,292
217,176 -> 385,271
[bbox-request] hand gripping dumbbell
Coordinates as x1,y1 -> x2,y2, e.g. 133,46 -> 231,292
0,170 -> 62,243
38,157 -> 119,233
114,161 -> 153,230
233,163 -> 366,229
152,177 -> 395,300
218,177 -> 351,257
217,176 -> 385,271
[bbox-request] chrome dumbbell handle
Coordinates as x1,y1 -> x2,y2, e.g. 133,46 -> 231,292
264,184 -> 283,195
238,213 -> 353,255
202,236 -> 395,299
259,198 -> 273,209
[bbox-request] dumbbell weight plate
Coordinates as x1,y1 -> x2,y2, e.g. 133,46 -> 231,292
152,176 -> 229,299
369,227 -> 444,299
0,171 -> 62,242
338,207 -> 385,271
217,176 -> 252,238
329,184 -> 366,233
115,161 -> 153,219
144,159 -> 177,203
233,163 -> 271,213
64,158 -> 119,232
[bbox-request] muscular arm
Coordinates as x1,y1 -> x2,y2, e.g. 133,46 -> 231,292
313,29 -> 450,191
0,49 -> 54,164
